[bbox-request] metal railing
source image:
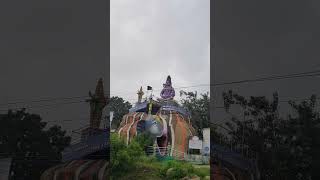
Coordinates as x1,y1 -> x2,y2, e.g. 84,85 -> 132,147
145,146 -> 210,164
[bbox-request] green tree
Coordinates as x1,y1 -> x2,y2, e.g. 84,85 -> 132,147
279,95 -> 319,180
222,90 -> 281,179
0,109 -> 71,180
107,96 -> 132,129
180,91 -> 210,137
222,91 -> 320,180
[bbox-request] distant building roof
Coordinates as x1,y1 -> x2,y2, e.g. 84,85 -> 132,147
211,142 -> 255,171
62,128 -> 108,162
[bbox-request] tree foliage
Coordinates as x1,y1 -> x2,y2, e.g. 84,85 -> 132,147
180,91 -> 210,137
107,96 -> 132,129
221,90 -> 320,180
0,109 -> 71,180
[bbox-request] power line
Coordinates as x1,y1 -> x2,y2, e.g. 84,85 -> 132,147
1,93 -> 318,113
212,96 -> 320,109
114,69 -> 320,97
0,95 -> 316,114
0,90 -> 112,107
169,69 -> 320,89
0,100 -> 87,112
0,96 -> 87,106
143,69 -> 320,91
1,92 -> 117,110
1,69 -> 320,109
212,70 -> 320,87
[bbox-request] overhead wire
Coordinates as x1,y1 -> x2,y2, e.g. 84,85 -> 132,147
4,69 -> 317,108
0,69 -> 319,113
212,69 -> 320,87
0,100 -> 87,112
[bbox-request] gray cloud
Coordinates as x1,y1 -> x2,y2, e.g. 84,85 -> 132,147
212,0 -> 320,128
111,0 -> 210,103
0,0 -> 108,133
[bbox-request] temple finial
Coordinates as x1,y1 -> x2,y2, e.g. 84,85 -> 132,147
137,86 -> 144,103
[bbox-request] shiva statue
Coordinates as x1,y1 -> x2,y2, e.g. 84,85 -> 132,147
160,75 -> 175,100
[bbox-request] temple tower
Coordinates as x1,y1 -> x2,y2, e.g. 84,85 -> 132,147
87,78 -> 107,129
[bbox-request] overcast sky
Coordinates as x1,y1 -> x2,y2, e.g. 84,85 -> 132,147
110,0 -> 210,104
1,0 -> 320,136
212,0 -> 320,127
0,0 -> 108,135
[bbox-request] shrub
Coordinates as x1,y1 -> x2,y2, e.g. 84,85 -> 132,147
110,134 -> 132,174
110,133 -> 151,177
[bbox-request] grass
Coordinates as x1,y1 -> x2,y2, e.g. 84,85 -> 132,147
111,156 -> 210,180
192,165 -> 210,178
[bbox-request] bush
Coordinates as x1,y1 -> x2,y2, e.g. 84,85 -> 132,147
110,133 -> 150,177
110,134 -> 131,174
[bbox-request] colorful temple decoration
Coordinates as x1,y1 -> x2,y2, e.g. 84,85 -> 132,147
117,76 -> 196,159
41,78 -> 109,180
